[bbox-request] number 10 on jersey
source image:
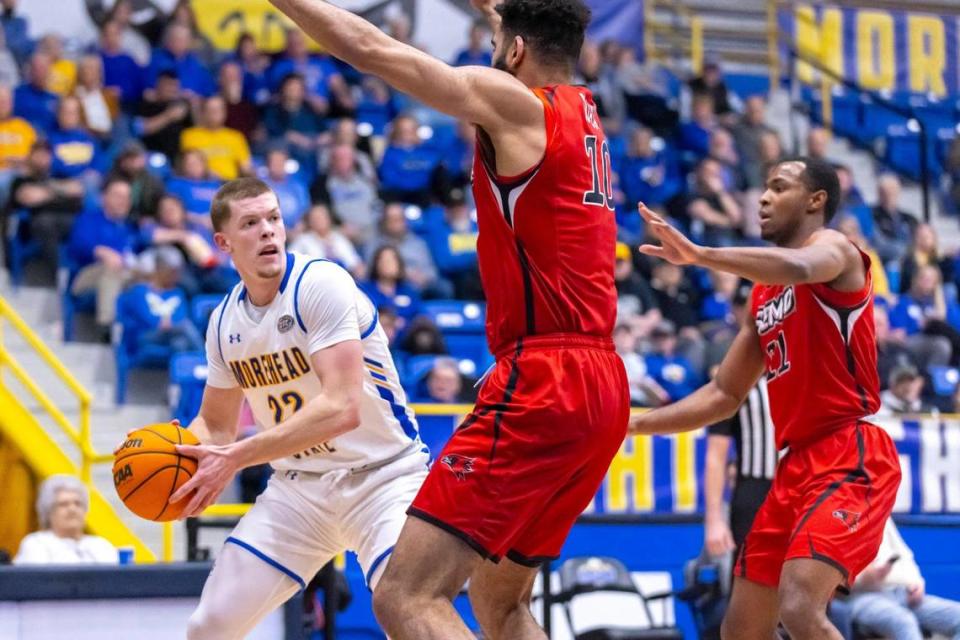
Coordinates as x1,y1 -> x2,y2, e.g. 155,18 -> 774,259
583,135 -> 614,211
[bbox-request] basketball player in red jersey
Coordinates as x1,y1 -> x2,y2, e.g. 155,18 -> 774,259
629,157 -> 901,639
266,0 -> 628,637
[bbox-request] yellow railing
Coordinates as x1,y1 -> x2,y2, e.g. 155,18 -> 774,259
0,295 -> 111,483
643,0 -> 705,76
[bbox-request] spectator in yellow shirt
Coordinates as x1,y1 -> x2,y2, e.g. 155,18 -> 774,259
38,34 -> 76,97
180,95 -> 251,181
0,83 -> 36,171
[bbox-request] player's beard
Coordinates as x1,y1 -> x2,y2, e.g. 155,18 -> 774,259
493,52 -> 514,76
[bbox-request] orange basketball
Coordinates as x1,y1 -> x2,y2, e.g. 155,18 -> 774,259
113,423 -> 200,522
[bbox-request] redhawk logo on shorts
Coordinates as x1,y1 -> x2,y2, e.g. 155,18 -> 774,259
441,454 -> 475,481
832,509 -> 862,531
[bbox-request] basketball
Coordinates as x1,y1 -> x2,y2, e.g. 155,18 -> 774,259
113,423 -> 200,522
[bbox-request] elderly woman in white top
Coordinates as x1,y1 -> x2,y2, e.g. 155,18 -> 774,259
14,475 -> 118,564
74,54 -> 118,140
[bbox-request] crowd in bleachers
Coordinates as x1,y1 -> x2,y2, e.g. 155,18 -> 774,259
5,0 -> 960,413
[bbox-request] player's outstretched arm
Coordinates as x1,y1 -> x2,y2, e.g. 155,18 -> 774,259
267,0 -> 542,131
637,204 -> 861,287
628,319 -> 765,436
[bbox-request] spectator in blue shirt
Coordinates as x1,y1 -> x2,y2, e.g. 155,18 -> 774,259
121,246 -> 203,356
68,178 -> 139,331
379,114 -> 443,207
645,320 -> 702,402
889,265 -> 960,366
619,125 -> 682,210
98,21 -> 142,107
14,53 -> 59,134
360,245 -> 422,330
262,147 -> 310,230
268,27 -> 353,115
424,188 -> 482,299
452,20 -> 492,67
0,0 -> 30,65
145,23 -> 214,98
49,96 -> 101,181
355,75 -> 398,137
439,120 -> 475,189
231,32 -> 270,105
263,73 -> 324,174
678,92 -> 716,161
166,149 -> 222,228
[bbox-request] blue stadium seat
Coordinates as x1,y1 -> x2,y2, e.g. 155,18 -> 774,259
420,300 -> 486,334
113,288 -> 174,405
169,350 -> 208,424
191,293 -> 225,334
5,209 -> 40,288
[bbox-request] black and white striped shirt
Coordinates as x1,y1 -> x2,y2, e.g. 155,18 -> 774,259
708,379 -> 777,481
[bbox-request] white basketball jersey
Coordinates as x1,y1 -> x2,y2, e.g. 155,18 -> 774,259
205,252 -> 422,473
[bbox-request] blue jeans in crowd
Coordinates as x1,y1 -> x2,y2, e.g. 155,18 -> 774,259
850,585 -> 960,640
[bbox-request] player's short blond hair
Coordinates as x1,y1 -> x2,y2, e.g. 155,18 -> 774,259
210,178 -> 274,232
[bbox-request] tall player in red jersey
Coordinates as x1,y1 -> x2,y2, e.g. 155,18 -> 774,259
266,0 -> 628,637
629,158 -> 901,639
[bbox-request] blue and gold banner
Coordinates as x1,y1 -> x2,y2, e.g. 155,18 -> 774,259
416,412 -> 960,516
779,3 -> 960,98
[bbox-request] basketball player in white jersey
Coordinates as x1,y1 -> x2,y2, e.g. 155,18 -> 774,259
169,178 -> 428,639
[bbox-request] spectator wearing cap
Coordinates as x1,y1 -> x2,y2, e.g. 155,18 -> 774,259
378,114 -> 444,208
366,202 -> 441,297
120,246 -> 203,356
9,140 -> 83,274
14,475 -> 117,565
145,23 -> 214,98
14,52 -> 60,134
48,96 -> 101,182
263,73 -> 324,174
267,28 -> 352,116
134,70 -> 192,161
322,143 -> 379,246
262,146 -> 310,230
67,178 -> 140,334
615,323 -> 668,407
290,203 -> 365,279
0,0 -> 30,66
879,365 -> 929,414
106,141 -> 164,221
644,320 -> 703,402
98,20 -> 143,108
873,174 -> 919,265
424,188 -> 481,299
180,95 -> 252,181
165,149 -> 222,228
614,241 -> 661,337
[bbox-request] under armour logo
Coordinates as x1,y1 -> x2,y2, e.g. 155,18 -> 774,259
440,454 -> 475,481
229,334 -> 241,344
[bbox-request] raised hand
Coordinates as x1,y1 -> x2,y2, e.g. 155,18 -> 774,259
637,203 -> 703,266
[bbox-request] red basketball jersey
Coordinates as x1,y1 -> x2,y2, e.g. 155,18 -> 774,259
751,249 -> 880,449
472,85 -> 618,355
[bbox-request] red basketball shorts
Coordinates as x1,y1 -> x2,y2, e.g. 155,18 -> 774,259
735,421 -> 901,588
409,333 -> 630,566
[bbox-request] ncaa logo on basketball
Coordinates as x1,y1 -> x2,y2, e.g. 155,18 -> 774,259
113,464 -> 133,488
278,314 -> 295,333
756,287 -> 796,335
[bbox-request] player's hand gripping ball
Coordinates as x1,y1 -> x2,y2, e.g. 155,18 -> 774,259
113,423 -> 199,521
